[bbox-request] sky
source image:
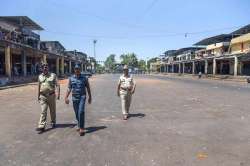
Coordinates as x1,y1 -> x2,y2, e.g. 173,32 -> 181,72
1,0 -> 250,62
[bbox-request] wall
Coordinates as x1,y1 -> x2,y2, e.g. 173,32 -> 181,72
243,41 -> 250,52
231,43 -> 242,54
230,41 -> 250,54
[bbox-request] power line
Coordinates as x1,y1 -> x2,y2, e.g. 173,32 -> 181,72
43,25 -> 244,39
136,0 -> 160,22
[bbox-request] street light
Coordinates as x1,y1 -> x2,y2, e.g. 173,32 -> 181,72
93,40 -> 97,59
93,40 -> 97,73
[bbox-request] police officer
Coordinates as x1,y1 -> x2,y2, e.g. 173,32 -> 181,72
64,64 -> 92,136
117,65 -> 136,120
36,63 -> 60,132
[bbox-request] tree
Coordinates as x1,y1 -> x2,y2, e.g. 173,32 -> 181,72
104,54 -> 116,72
95,63 -> 105,73
138,59 -> 146,71
120,53 -> 138,68
147,57 -> 158,70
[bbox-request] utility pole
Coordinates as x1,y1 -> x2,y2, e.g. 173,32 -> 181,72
93,40 -> 97,59
93,40 -> 97,73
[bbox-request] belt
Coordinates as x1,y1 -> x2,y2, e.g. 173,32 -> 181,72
120,87 -> 131,91
49,91 -> 55,95
40,91 -> 55,96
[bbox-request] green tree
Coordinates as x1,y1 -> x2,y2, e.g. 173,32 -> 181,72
138,59 -> 146,71
104,54 -> 116,72
147,57 -> 158,70
96,63 -> 105,73
120,53 -> 138,67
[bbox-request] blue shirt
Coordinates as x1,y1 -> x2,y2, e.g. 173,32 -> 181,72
68,74 -> 88,100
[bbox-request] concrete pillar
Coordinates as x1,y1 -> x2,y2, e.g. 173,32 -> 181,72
21,51 -> 27,76
192,61 -> 195,74
5,46 -> 11,78
166,65 -> 169,73
81,63 -> 84,72
172,64 -> 174,73
213,58 -> 216,75
205,60 -> 208,74
179,63 -> 181,73
234,56 -> 238,76
42,54 -> 47,63
182,63 -> 185,74
69,61 -> 72,74
85,64 -> 87,72
60,57 -> 64,75
56,57 -> 60,75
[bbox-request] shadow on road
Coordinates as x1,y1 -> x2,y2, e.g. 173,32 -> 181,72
37,123 -> 77,134
37,124 -> 107,134
55,123 -> 77,128
128,113 -> 145,119
85,126 -> 107,134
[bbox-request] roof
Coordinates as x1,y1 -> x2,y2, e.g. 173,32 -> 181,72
231,24 -> 250,35
194,34 -> 233,46
40,41 -> 65,50
163,50 -> 177,56
0,16 -> 44,30
65,51 -> 87,58
174,47 -> 203,55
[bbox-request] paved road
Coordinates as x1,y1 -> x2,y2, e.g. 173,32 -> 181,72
0,74 -> 250,166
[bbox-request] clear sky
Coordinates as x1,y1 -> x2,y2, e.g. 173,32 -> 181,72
2,0 -> 250,62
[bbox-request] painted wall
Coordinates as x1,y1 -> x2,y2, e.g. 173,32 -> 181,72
230,41 -> 250,54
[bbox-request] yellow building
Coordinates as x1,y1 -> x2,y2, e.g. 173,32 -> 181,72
205,42 -> 230,57
229,33 -> 250,75
230,33 -> 250,54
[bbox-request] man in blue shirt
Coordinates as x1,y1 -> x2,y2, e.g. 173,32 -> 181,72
64,64 -> 92,136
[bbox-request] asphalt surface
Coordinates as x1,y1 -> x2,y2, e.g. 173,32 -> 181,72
0,74 -> 250,166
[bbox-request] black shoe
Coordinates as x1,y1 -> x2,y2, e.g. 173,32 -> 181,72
36,127 -> 45,132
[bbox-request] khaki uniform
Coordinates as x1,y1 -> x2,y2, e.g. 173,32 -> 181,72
38,73 -> 57,128
118,74 -> 136,115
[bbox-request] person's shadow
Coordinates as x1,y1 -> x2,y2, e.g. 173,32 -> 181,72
85,126 -> 107,134
128,113 -> 146,119
38,123 -> 76,134
38,124 -> 107,135
56,123 -> 77,128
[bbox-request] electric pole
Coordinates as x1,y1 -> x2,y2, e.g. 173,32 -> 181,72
93,40 -> 97,73
93,39 -> 97,59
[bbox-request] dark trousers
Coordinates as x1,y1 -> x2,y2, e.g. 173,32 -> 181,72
73,96 -> 86,129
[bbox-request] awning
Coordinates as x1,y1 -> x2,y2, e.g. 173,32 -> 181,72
194,34 -> 233,46
0,16 -> 44,30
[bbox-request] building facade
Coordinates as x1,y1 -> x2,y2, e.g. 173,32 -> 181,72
0,16 -> 89,83
154,24 -> 250,77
